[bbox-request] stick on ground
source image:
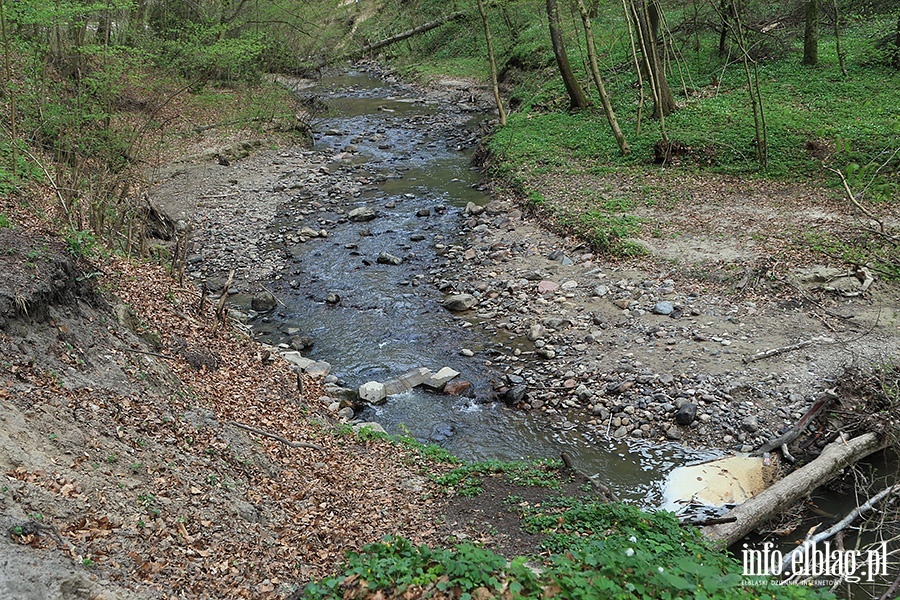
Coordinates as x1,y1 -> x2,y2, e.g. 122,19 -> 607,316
228,421 -> 325,451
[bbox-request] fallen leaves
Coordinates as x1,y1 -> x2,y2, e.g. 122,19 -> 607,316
1,247 -> 455,599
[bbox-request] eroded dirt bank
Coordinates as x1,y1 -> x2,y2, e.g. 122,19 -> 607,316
0,222 -> 453,597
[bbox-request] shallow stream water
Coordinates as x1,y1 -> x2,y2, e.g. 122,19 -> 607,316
255,69 -> 717,504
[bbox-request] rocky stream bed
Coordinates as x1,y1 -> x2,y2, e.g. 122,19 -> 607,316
149,63 -> 900,468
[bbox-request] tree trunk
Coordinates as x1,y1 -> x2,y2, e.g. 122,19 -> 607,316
475,0 -> 506,126
718,0 -> 731,57
831,0 -> 846,76
546,0 -> 589,110
701,432 -> 887,546
342,12 -> 466,60
893,13 -> 900,70
574,0 -> 629,154
802,0 -> 819,66
630,0 -> 675,119
733,6 -> 767,168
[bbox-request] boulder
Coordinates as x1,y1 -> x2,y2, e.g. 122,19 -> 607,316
251,291 -> 277,312
464,202 -> 485,216
359,381 -> 387,404
353,422 -> 388,435
442,294 -> 476,311
504,384 -> 527,405
675,402 -> 697,426
537,280 -> 559,294
304,361 -> 331,378
527,323 -> 546,341
348,207 -> 377,222
377,252 -> 402,265
443,380 -> 472,396
382,367 -> 432,395
289,335 -> 314,351
281,352 -> 315,370
423,367 -> 460,389
652,301 -> 675,315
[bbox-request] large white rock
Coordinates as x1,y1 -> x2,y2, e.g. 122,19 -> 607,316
423,367 -> 460,389
383,367 -> 432,395
280,351 -> 315,370
353,422 -> 388,435
359,381 -> 387,404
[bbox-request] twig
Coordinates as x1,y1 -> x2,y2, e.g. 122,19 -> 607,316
754,389 -> 836,456
199,193 -> 241,199
118,347 -> 178,361
780,443 -> 796,464
743,336 -> 835,364
261,284 -> 287,308
879,571 -> 900,600
561,452 -> 619,502
213,270 -> 234,334
826,165 -> 886,235
228,420 -> 325,451
780,482 -> 900,574
8,520 -> 67,548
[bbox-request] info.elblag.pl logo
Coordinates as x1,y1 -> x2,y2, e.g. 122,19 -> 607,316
742,541 -> 890,583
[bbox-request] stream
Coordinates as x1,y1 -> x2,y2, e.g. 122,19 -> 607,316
251,67 -> 718,506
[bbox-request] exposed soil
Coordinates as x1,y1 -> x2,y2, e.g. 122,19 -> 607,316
0,207 -> 460,598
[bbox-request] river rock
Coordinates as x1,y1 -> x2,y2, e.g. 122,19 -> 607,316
527,323 -> 546,341
377,252 -> 402,265
281,351 -> 315,370
423,366 -> 460,389
537,280 -> 559,294
348,207 -> 377,222
383,367 -> 432,395
324,385 -> 359,403
741,415 -> 760,433
416,208 -> 431,217
325,293 -> 340,304
304,361 -> 332,378
666,427 -> 683,440
353,422 -> 387,435
652,301 -> 675,315
675,402 -> 697,425
289,335 -> 314,351
504,384 -> 527,405
465,202 -> 485,216
298,227 -> 319,238
592,285 -> 609,297
359,381 -> 387,404
574,384 -> 592,402
251,291 -> 277,312
542,317 -> 569,330
442,294 -> 476,311
443,380 -> 472,396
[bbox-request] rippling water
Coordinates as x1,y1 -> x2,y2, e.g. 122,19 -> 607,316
257,69 -> 717,506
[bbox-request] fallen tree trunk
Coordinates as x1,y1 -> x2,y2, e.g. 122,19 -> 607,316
701,432 -> 887,546
341,13 -> 466,60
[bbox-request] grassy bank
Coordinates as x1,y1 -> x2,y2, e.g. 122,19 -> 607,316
348,0 -> 899,260
299,452 -> 833,600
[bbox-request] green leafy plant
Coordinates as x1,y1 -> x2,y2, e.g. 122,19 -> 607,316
64,228 -> 97,258
432,458 -> 564,496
